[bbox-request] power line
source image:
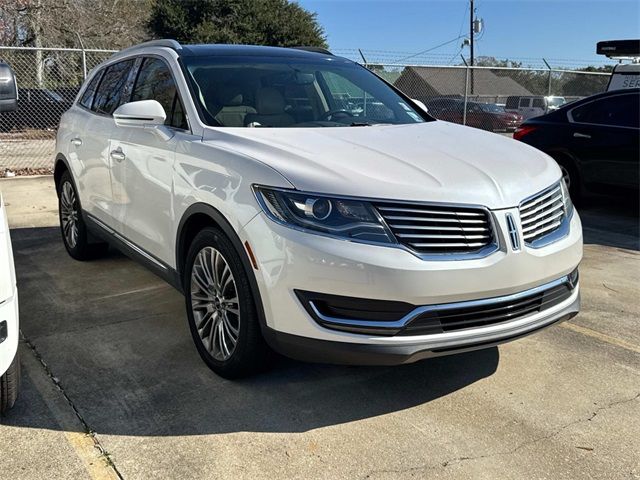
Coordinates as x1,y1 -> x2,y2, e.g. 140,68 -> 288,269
392,35 -> 467,63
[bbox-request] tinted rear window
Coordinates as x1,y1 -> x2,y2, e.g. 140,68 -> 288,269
571,93 -> 639,128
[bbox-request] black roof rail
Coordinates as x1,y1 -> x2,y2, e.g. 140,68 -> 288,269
292,46 -> 333,56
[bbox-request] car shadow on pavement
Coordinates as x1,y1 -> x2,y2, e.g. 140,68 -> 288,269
578,193 -> 639,250
4,226 -> 499,436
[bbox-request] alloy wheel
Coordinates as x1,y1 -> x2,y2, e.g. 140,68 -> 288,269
60,181 -> 79,249
190,246 -> 241,361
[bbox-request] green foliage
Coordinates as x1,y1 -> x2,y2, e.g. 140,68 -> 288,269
148,0 -> 327,48
463,56 -> 613,97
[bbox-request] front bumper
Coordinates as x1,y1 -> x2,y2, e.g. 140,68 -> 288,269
242,207 -> 582,364
264,293 -> 579,365
0,290 -> 19,376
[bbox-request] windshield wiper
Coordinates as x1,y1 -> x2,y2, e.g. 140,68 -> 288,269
349,122 -> 374,126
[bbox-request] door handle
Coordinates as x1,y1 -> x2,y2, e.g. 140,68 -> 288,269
573,132 -> 591,139
70,137 -> 82,146
110,149 -> 126,162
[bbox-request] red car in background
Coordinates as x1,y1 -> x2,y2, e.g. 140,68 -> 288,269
428,99 -> 523,132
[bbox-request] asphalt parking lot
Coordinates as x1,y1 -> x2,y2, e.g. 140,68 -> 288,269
0,176 -> 638,480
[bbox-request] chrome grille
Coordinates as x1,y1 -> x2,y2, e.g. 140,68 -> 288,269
519,183 -> 566,244
374,202 -> 494,254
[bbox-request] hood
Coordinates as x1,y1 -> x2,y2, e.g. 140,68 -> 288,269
202,121 -> 561,209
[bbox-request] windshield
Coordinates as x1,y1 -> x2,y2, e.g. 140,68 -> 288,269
480,103 -> 505,113
183,55 -> 429,128
547,97 -> 566,107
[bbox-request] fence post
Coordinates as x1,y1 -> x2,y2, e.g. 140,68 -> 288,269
75,32 -> 87,80
461,55 -> 469,126
543,58 -> 552,96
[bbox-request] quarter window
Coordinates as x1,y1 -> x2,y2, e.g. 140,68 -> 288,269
571,94 -> 639,128
92,60 -> 135,115
79,71 -> 103,109
131,57 -> 187,129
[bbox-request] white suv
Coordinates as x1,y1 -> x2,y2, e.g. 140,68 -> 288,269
54,40 -> 582,378
1,193 -> 19,411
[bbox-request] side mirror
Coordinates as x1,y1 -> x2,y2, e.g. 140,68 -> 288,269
411,99 -> 428,113
113,100 -> 166,128
0,62 -> 18,112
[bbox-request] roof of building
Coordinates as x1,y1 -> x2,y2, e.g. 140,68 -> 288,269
394,66 -> 534,97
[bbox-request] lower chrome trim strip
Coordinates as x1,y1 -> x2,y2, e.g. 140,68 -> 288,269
87,214 -> 168,271
308,273 -> 575,332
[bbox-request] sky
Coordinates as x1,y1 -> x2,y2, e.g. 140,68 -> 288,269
297,0 -> 640,67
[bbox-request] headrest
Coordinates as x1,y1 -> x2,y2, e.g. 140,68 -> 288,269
255,87 -> 285,115
218,86 -> 243,106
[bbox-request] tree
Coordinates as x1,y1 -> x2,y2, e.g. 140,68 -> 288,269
559,65 -> 612,96
0,0 -> 153,49
0,0 -> 152,88
148,0 -> 327,48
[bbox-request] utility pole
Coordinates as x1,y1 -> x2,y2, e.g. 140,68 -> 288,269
469,0 -> 474,95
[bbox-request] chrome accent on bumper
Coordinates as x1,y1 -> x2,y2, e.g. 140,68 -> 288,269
307,272 -> 577,335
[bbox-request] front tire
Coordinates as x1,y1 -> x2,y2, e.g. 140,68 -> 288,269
57,170 -> 109,260
184,227 -> 270,378
1,353 -> 20,414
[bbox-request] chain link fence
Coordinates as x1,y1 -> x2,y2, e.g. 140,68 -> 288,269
0,46 -> 611,175
0,46 -> 116,174
372,63 -> 610,133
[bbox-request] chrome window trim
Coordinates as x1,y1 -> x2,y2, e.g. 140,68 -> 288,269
567,92 -> 639,130
307,273 -> 574,333
252,184 -> 501,261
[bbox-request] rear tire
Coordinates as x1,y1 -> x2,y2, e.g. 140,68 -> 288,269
1,353 -> 20,415
553,156 -> 582,205
184,227 -> 270,379
57,170 -> 109,260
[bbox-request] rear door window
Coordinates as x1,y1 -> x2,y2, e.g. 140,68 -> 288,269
519,98 -> 530,108
92,59 -> 135,115
571,94 -> 639,128
131,57 -> 187,129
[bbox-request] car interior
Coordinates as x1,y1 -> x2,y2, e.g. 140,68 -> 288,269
187,62 -> 425,128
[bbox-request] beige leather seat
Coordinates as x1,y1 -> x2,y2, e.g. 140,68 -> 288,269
214,87 -> 256,127
244,87 -> 295,127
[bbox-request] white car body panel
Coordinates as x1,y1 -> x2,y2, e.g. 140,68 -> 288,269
242,209 -> 582,342
55,43 -> 583,365
202,121 -> 560,209
0,194 -> 19,376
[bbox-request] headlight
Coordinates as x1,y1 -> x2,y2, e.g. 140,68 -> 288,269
560,179 -> 574,217
253,186 -> 395,244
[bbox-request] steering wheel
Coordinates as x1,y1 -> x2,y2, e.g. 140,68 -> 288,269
319,109 -> 353,121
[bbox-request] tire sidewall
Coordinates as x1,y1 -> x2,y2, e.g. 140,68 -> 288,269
57,171 -> 92,259
555,157 -> 582,203
183,227 -> 261,377
0,352 -> 19,414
